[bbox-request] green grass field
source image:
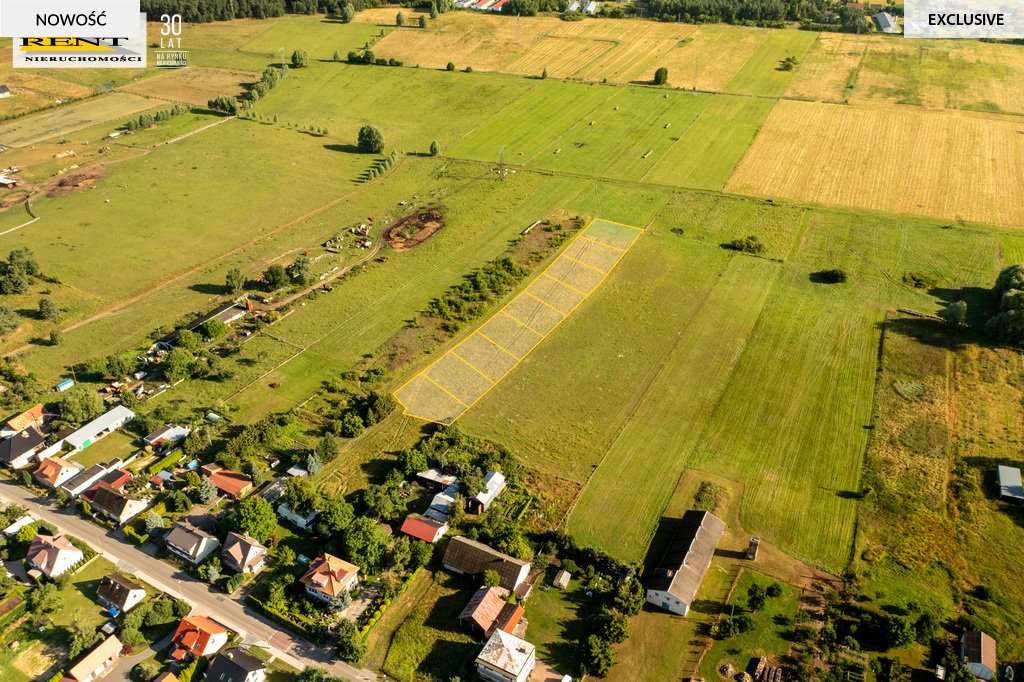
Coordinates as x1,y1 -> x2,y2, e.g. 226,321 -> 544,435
723,29 -> 818,97
0,93 -> 157,147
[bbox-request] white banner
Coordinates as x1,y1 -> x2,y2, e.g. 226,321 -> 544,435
905,0 -> 1024,38
12,13 -> 147,68
2,0 -> 142,38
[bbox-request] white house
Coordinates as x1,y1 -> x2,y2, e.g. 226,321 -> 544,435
583,1 -> 599,13
645,510 -> 725,616
203,649 -> 267,682
475,630 -> 536,682
165,521 -> 220,564
142,423 -> 190,448
96,574 -> 147,614
60,459 -> 124,500
66,635 -> 123,682
64,406 -> 135,452
276,502 -> 319,532
34,456 -> 82,489
27,534 -> 84,579
469,471 -> 506,514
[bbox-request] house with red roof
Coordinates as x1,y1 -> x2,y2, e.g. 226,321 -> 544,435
300,554 -> 359,603
459,586 -> 525,638
170,615 -> 229,661
400,514 -> 449,544
201,464 -> 253,500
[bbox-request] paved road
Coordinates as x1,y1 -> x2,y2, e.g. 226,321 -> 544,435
0,479 -> 377,682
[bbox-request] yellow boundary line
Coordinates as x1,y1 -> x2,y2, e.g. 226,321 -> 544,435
394,219 -> 643,424
477,331 -> 523,361
543,272 -> 591,298
524,290 -> 570,316
451,351 -> 499,385
422,373 -> 470,407
561,254 -> 609,276
501,310 -> 547,338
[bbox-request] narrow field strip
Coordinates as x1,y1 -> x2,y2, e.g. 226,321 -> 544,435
394,219 -> 642,423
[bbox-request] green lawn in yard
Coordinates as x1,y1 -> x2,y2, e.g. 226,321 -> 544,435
523,582 -> 595,675
68,430 -> 138,469
52,555 -> 121,630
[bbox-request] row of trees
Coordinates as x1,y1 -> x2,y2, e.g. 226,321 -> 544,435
124,104 -> 190,132
425,256 -> 528,331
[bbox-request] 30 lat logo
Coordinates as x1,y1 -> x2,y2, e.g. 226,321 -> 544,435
155,13 -> 188,68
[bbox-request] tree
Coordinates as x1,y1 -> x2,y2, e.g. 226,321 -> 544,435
333,51 -> 341,62
59,386 -> 104,424
410,540 -> 433,570
397,448 -> 427,476
197,476 -> 218,504
287,256 -> 314,286
339,411 -> 365,438
38,297 -> 59,320
506,0 -> 539,14
357,125 -> 385,154
0,306 -> 18,336
225,267 -> 245,294
67,620 -> 100,659
446,62 -> 455,71
429,140 -> 440,157
336,619 -> 366,662
430,2 -> 439,18
200,557 -> 221,584
726,235 -> 765,254
940,300 -> 968,329
234,496 -> 277,541
263,264 -> 290,290
145,510 -> 165,534
317,497 -> 355,536
541,67 -> 548,79
168,490 -> 192,513
131,660 -> 160,682
613,579 -> 645,616
27,581 -> 61,615
107,352 -> 136,380
306,452 -> 323,475
299,667 -> 346,682
201,318 -> 228,340
49,329 -> 63,346
275,545 -> 296,571
747,583 -> 767,611
340,3 -> 355,22
344,516 -> 389,572
283,476 -> 320,517
596,610 -> 629,643
482,569 -> 500,587
186,470 -> 202,488
396,11 -> 405,26
291,49 -> 309,68
164,348 -> 195,382
653,67 -> 668,85
419,15 -> 427,28
316,434 -> 339,462
14,523 -> 36,545
582,634 -> 614,677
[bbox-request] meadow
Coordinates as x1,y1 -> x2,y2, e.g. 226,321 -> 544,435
0,93 -> 158,147
122,66 -> 257,106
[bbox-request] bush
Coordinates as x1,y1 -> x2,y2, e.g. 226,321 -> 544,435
725,235 -> 765,254
811,268 -> 848,284
653,67 -> 668,85
357,125 -> 385,154
446,62 -> 455,71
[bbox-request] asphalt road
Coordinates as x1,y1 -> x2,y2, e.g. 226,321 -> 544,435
0,479 -> 377,682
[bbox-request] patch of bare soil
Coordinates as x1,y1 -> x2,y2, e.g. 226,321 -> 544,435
45,166 -> 104,198
384,208 -> 444,251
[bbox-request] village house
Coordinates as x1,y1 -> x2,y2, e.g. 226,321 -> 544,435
459,586 -> 525,638
165,521 -> 220,565
65,635 -> 123,682
96,574 -> 147,614
203,649 -> 267,682
143,423 -> 191,449
0,403 -> 47,438
0,425 -> 47,469
426,482 -> 461,522
443,536 -> 531,594
468,471 -> 506,514
34,456 -> 82,489
202,464 -> 253,499
61,459 -> 125,500
415,468 -> 458,490
64,405 -> 135,453
27,534 -> 84,579
475,630 -> 536,682
222,532 -> 268,574
400,514 -> 449,544
90,486 -> 148,526
961,630 -> 997,681
171,615 -> 229,661
874,11 -> 900,33
299,553 -> 359,603
276,502 -> 319,532
645,510 -> 726,616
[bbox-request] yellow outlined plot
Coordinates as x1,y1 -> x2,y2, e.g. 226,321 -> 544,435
394,219 -> 643,424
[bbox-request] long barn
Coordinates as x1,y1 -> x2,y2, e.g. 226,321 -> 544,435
645,510 -> 726,616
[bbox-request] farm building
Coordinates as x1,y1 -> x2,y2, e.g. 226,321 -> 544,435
469,471 -> 506,514
459,586 -> 525,638
997,465 -> 1023,502
0,86 -> 11,99
567,1 -> 580,10
553,570 -> 571,590
143,423 -> 190,448
300,553 -> 359,603
400,514 -> 449,544
645,510 -> 726,616
96,574 -> 146,614
54,378 -> 74,392
428,482 -> 461,519
874,11 -> 900,33
443,536 -> 531,593
416,468 -> 458,490
64,405 -> 135,452
156,302 -> 247,349
0,176 -> 15,189
1,403 -> 47,438
475,630 -> 536,682
66,635 -> 123,682
0,425 -> 47,469
961,630 -> 996,681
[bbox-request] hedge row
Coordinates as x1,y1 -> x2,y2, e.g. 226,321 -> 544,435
246,594 -> 323,643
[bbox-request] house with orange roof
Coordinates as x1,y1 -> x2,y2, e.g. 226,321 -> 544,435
299,553 -> 359,603
34,456 -> 82,489
459,586 -> 525,638
1,403 -> 47,438
27,534 -> 84,579
400,514 -> 449,544
170,615 -> 229,661
201,464 -> 253,500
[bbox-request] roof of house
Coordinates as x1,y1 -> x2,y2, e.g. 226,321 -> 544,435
96,574 -> 145,609
460,586 -> 512,632
67,635 -> 122,681
0,86 -> 10,95
144,423 -> 190,444
62,461 -> 121,494
27,534 -> 82,576
205,649 -> 266,681
4,403 -> 45,433
2,515 -> 33,536
875,11 -> 899,31
400,514 -> 448,543
166,521 -> 218,558
962,630 -> 997,672
0,425 -> 46,464
34,456 -> 82,485
476,630 -> 535,675
90,486 -> 142,519
173,615 -> 228,655
472,471 -> 506,508
204,464 -> 253,497
222,532 -> 267,571
998,465 -> 1023,500
300,553 -> 359,597
416,468 -> 458,487
647,510 -> 726,606
65,406 -> 135,449
553,570 -> 571,589
443,536 -> 529,591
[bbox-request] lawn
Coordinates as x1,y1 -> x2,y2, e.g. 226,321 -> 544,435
722,29 -> 818,97
523,581 -> 595,675
68,430 -> 138,468
52,555 -> 121,630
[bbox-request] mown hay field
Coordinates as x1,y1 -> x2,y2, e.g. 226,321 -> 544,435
726,100 -> 1024,227
123,67 -> 257,106
0,93 -> 157,147
721,28 -> 818,97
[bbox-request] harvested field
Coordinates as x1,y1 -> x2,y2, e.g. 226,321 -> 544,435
122,67 -> 257,106
0,93 -> 157,147
725,100 -> 1024,227
384,208 -> 445,251
394,219 -> 641,423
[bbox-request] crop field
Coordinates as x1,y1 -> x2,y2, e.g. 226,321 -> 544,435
0,93 -> 157,147
451,83 -> 769,189
395,219 -> 642,423
123,67 -> 257,106
722,29 -> 818,97
726,100 -> 1024,227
